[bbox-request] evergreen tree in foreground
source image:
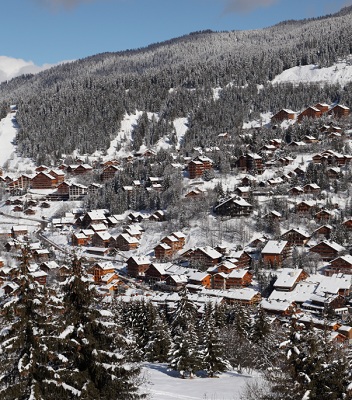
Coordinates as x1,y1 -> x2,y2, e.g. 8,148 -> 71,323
169,288 -> 201,378
55,255 -> 145,399
200,304 -> 230,377
0,247 -> 59,399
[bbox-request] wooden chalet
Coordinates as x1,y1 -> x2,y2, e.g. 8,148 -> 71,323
215,260 -> 237,275
35,165 -> 49,172
93,262 -> 116,283
212,273 -> 228,290
226,250 -> 252,269
260,299 -> 296,316
67,164 -> 93,175
30,270 -> 48,285
126,256 -> 151,278
69,183 -> 88,199
314,103 -> 330,113
236,153 -> 263,174
31,172 -> 56,189
171,232 -> 186,249
241,175 -> 257,186
226,269 -> 252,288
220,288 -> 261,306
273,268 -> 309,291
164,274 -> 188,290
115,234 -> 139,251
327,167 -> 341,179
294,166 -> 305,178
81,210 -> 108,229
309,240 -> 345,261
101,165 -> 120,181
56,181 -> 70,198
261,240 -> 292,267
234,186 -> 251,199
288,186 -> 304,196
183,246 -> 222,270
314,209 -> 335,222
188,156 -> 213,179
271,109 -> 296,123
343,219 -> 352,231
297,106 -> 323,123
185,187 -> 207,198
160,235 -> 180,252
39,261 -> 60,274
188,271 -> 211,288
303,135 -> 319,144
154,243 -> 173,260
24,208 -> 36,216
32,249 -> 50,262
281,228 -> 310,246
313,224 -> 333,239
263,210 -> 282,222
214,196 -> 253,217
144,263 -> 171,283
92,231 -> 111,248
48,169 -> 65,186
303,183 -> 320,195
295,200 -> 317,214
329,104 -> 350,118
302,293 -> 345,315
11,225 -> 28,238
278,156 -> 294,166
326,255 -> 352,276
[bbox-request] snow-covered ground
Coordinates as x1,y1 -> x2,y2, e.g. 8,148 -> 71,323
105,111 -> 188,158
0,112 -> 36,173
272,56 -> 352,86
142,363 -> 255,400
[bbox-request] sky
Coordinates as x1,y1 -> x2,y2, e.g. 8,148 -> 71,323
2,0 -> 352,67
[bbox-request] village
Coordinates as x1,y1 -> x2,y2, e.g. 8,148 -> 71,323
1,101 -> 352,345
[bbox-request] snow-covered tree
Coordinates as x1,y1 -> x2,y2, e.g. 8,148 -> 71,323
0,247 -> 61,399
55,255 -> 145,399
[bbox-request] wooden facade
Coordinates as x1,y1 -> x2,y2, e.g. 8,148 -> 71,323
297,106 -> 323,123
126,256 -> 150,278
31,172 -> 56,189
309,241 -> 345,261
271,109 -> 296,123
214,196 -> 253,217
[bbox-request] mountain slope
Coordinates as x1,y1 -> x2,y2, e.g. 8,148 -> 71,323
0,6 -> 352,164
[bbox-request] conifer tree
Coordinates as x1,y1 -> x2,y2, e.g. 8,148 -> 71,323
144,311 -> 171,363
0,247 -> 60,399
200,305 -> 230,377
168,288 -> 201,377
55,255 -> 144,399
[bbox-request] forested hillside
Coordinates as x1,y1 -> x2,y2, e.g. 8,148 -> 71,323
0,6 -> 352,164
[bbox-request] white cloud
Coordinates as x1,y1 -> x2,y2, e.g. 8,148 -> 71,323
224,0 -> 279,13
0,56 -> 71,84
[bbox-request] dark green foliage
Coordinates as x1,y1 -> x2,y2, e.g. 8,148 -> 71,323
262,321 -> 351,400
0,247 -> 61,399
1,9 -> 352,163
55,255 -> 144,399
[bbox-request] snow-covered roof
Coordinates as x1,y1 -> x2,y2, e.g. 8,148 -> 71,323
274,268 -> 305,289
261,240 -> 288,254
311,240 -> 345,252
261,299 -> 293,312
228,269 -> 249,279
199,246 -> 222,259
188,271 -> 209,281
316,274 -> 351,295
120,233 -> 139,244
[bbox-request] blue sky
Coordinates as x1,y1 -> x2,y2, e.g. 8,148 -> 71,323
3,0 -> 352,66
